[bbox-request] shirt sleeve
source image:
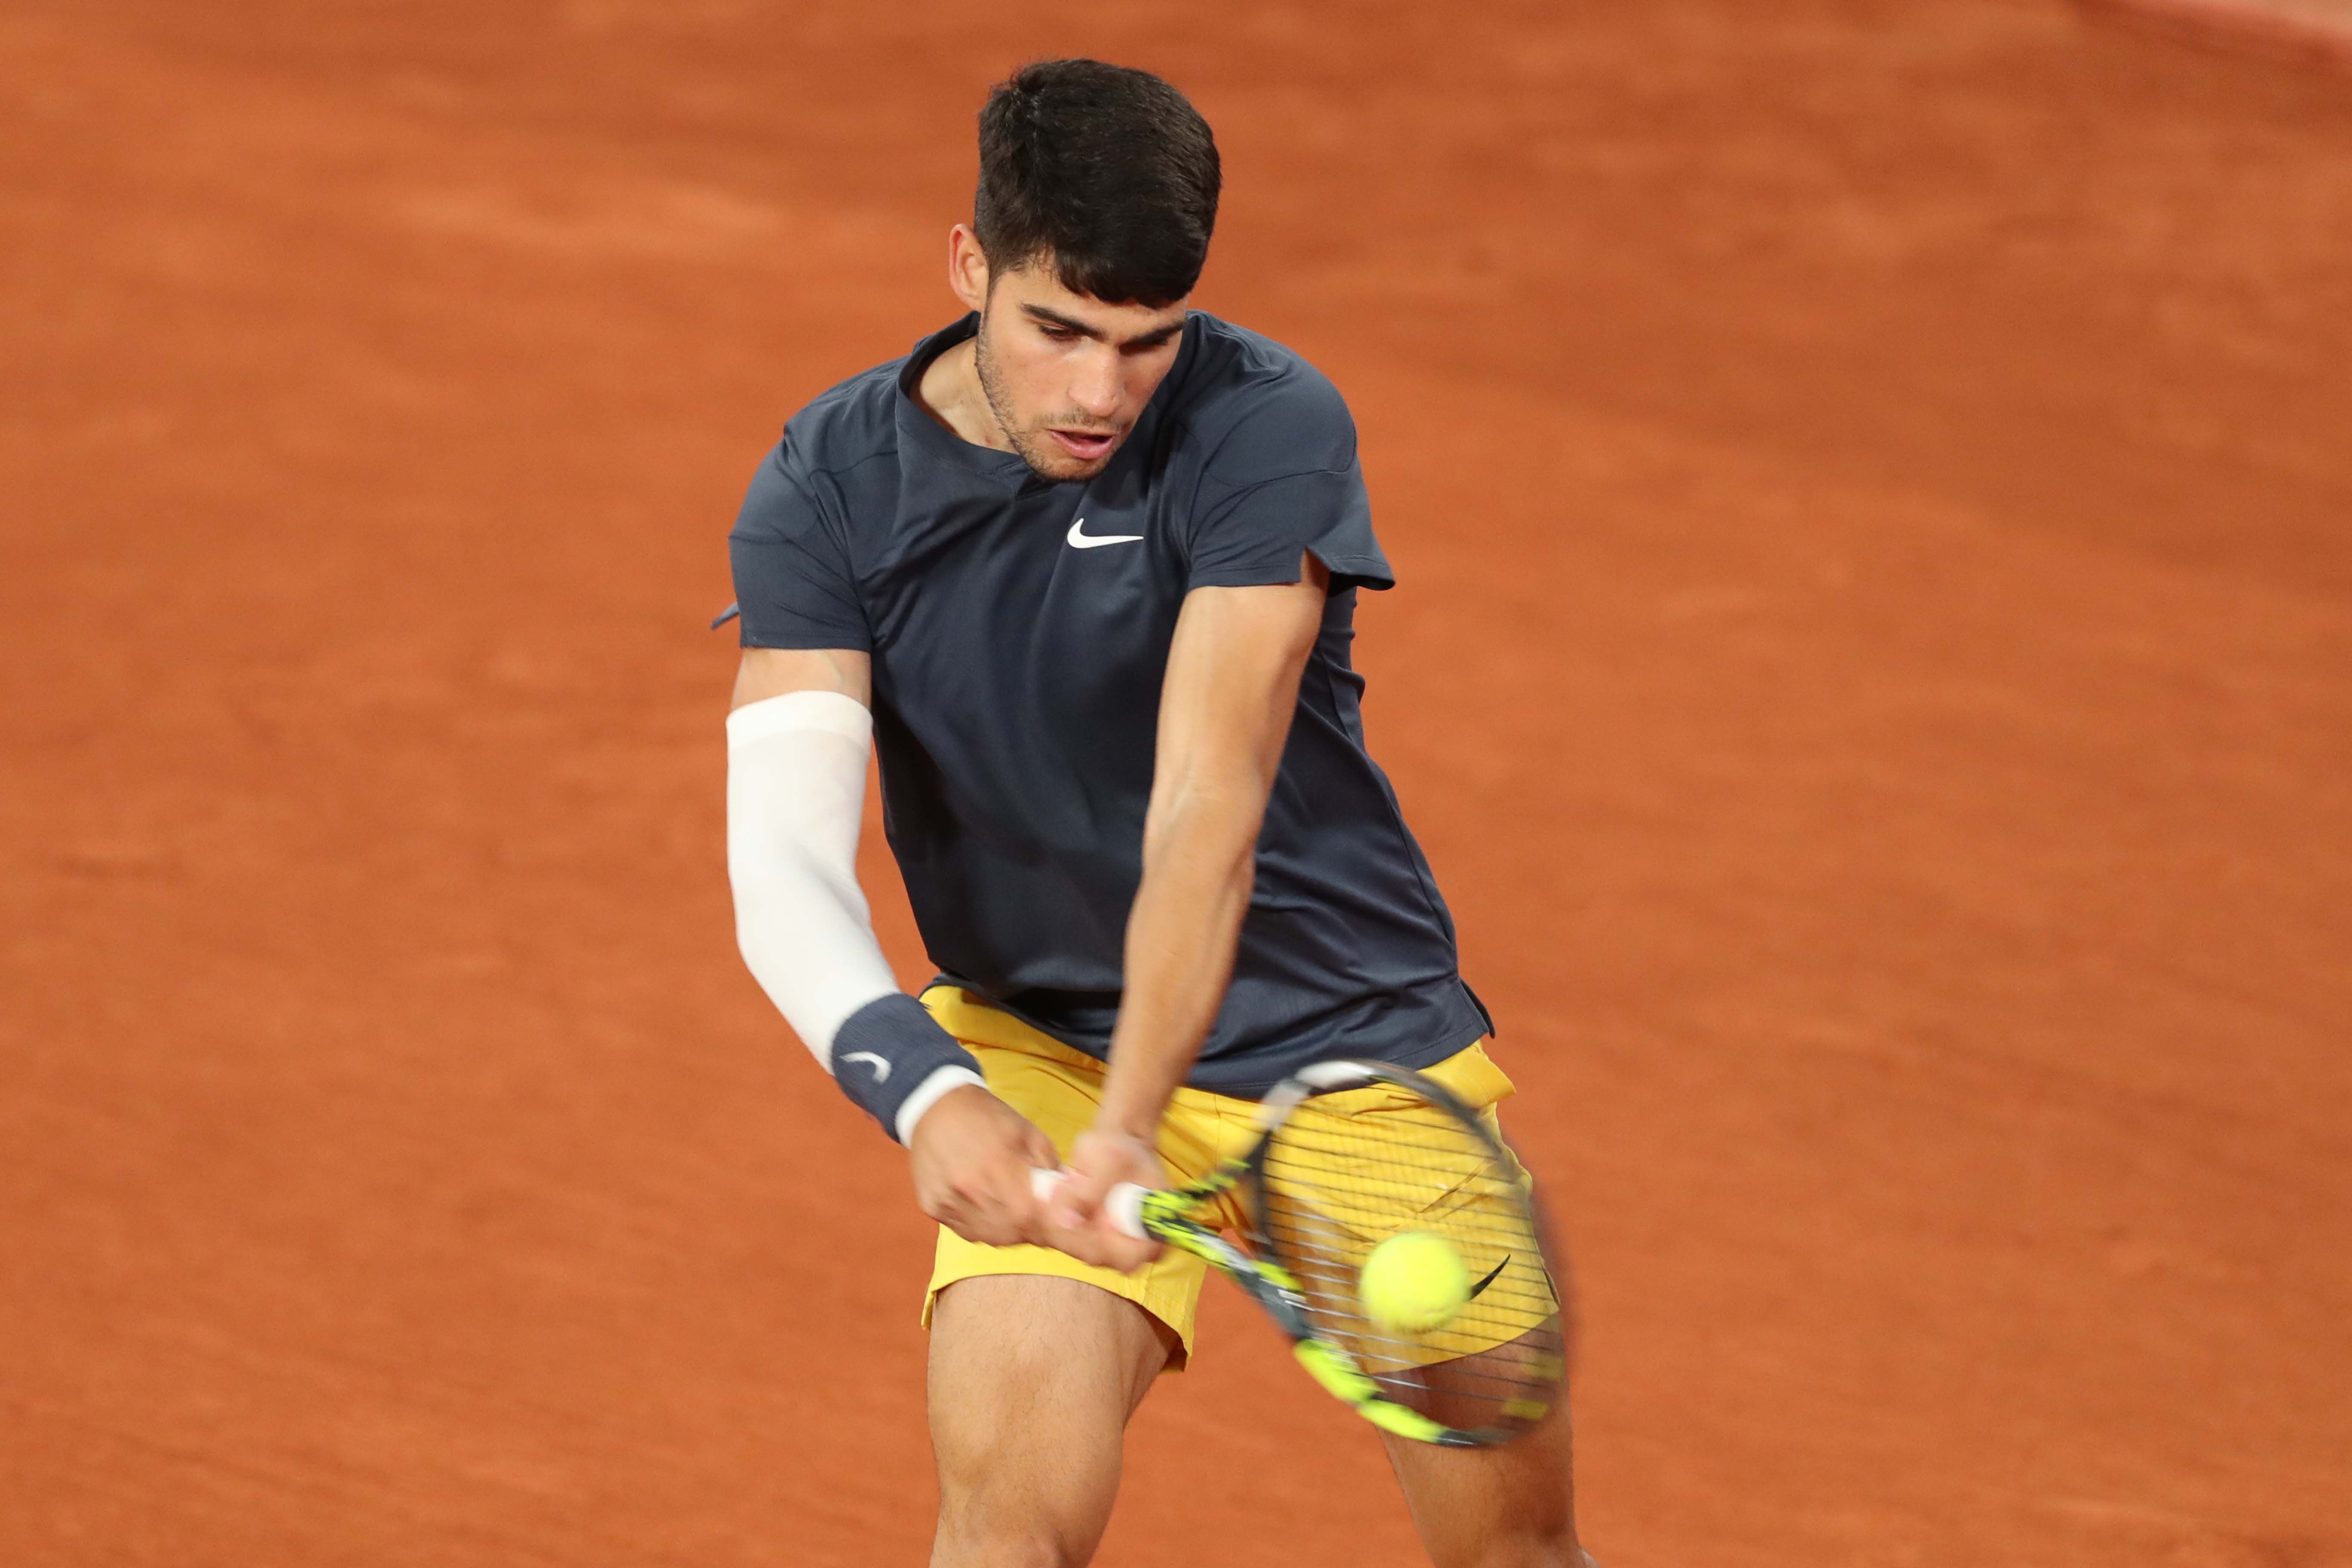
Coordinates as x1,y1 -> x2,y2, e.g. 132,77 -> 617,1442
1182,369 -> 1396,594
727,443 -> 872,651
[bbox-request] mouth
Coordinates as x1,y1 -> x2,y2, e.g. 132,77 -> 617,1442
1046,428 -> 1118,463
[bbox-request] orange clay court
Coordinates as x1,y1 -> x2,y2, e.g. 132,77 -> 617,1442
2,3 -> 2348,1564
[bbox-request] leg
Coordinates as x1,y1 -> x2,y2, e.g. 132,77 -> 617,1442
1381,1336 -> 1590,1568
1344,1045 -> 1587,1565
927,1274 -> 1178,1568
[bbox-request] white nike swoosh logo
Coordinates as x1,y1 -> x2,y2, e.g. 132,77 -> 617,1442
839,1050 -> 891,1082
1067,516 -> 1142,549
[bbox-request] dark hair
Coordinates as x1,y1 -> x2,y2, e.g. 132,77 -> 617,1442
974,59 -> 1221,307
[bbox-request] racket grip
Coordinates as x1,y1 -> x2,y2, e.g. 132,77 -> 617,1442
1105,1182 -> 1146,1240
1027,1167 -> 1149,1240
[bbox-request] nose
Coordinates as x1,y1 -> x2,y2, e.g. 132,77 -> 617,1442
1070,346 -> 1121,422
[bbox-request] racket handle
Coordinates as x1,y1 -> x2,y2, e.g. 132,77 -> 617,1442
1028,1167 -> 1149,1240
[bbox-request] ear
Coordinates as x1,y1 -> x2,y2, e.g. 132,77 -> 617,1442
947,224 -> 991,313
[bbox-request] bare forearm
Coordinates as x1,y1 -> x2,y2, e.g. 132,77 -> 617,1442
1096,790 -> 1261,1139
1088,565 -> 1324,1155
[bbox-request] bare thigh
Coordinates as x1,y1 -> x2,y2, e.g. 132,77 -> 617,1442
1381,1327 -> 1587,1568
927,1274 -> 1178,1568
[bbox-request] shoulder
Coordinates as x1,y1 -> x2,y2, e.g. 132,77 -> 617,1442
1167,313 -> 1357,485
778,356 -> 908,486
735,356 -> 907,541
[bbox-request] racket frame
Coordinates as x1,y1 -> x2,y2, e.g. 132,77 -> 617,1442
1140,1058 -> 1566,1447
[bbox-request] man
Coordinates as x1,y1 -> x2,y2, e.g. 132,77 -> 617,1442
722,58 -> 1589,1568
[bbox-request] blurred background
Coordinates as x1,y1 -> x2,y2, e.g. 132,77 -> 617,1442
3,2 -> 2348,1563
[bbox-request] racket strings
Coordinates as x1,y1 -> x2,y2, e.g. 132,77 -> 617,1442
1251,1093 -> 1564,1432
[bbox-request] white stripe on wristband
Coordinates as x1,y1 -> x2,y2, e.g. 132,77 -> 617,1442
830,992 -> 989,1143
894,1064 -> 989,1145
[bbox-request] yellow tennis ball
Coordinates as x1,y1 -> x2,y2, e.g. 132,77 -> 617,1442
1358,1231 -> 1471,1335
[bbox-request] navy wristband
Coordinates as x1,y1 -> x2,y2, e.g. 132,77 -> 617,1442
830,993 -> 985,1142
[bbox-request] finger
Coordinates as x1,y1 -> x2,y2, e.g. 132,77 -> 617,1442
1036,1198 -> 1132,1270
1020,1167 -> 1069,1244
952,1216 -> 1021,1248
992,1156 -> 1069,1244
1000,1176 -> 1050,1246
953,1167 -> 1026,1241
1060,1228 -> 1145,1274
961,1176 -> 1035,1247
1031,1179 -> 1116,1259
1054,1160 -> 1120,1231
936,1200 -> 1003,1247
1052,1226 -> 1121,1270
1066,1158 -> 1118,1204
989,1169 -> 1040,1234
1089,1209 -> 1155,1269
1107,1234 -> 1162,1274
1037,1168 -> 1093,1231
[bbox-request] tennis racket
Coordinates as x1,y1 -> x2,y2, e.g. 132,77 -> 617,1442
1031,1058 -> 1567,1446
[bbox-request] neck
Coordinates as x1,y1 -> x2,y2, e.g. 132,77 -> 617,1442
916,335 -> 1014,454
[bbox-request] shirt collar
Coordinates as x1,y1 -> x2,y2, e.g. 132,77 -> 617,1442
896,314 -> 1038,490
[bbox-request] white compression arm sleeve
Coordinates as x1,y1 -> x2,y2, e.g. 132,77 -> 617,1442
726,691 -> 984,1143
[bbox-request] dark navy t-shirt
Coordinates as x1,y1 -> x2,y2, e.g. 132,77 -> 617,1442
727,310 -> 1490,1095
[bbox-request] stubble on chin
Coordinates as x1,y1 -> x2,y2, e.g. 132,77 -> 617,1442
1021,437 -> 1115,483
1005,419 -> 1121,484
1011,430 -> 1087,481
973,317 -> 1116,483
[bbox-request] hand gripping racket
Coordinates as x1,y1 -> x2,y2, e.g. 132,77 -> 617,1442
1031,1059 -> 1568,1446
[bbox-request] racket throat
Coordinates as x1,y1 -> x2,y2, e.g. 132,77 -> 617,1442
1289,1340 -> 1459,1446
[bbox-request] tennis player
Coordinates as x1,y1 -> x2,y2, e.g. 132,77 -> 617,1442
721,58 -> 1591,1568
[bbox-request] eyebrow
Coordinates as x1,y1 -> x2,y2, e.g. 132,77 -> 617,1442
1022,303 -> 1185,349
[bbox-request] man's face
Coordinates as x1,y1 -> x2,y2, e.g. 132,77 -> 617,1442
960,245 -> 1188,483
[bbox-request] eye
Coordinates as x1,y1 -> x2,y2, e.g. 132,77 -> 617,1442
1039,325 -> 1078,342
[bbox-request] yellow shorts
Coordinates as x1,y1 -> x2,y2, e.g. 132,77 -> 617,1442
919,985 -> 1531,1372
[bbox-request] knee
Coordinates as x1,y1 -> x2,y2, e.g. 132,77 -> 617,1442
1439,1542 -> 1583,1568
1425,1516 -> 1586,1568
932,1480 -> 1102,1568
1462,1539 -> 1594,1568
931,1504 -> 1087,1568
